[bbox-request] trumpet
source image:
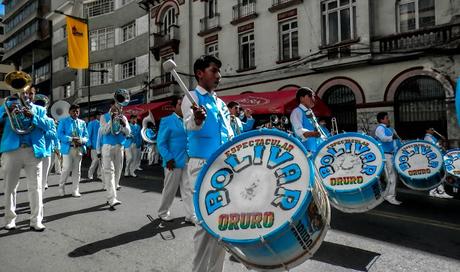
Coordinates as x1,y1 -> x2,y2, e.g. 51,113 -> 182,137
305,109 -> 327,141
111,89 -> 130,135
3,71 -> 34,135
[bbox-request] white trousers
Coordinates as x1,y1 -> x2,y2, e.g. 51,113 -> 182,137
135,147 -> 142,169
50,152 -> 61,174
88,149 -> 102,179
148,144 -> 160,165
3,147 -> 43,226
188,158 -> 226,272
102,144 -> 124,203
42,156 -> 51,188
158,166 -> 194,219
124,143 -> 137,175
59,148 -> 83,194
384,154 -> 398,199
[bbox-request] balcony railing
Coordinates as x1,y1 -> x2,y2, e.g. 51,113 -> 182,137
232,2 -> 257,25
198,13 -> 221,37
269,0 -> 303,12
150,25 -> 180,60
148,75 -> 180,98
373,23 -> 460,53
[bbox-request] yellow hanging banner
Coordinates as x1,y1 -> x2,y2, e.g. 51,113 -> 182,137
66,16 -> 88,69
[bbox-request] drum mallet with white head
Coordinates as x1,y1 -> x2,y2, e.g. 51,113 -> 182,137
162,60 -> 198,106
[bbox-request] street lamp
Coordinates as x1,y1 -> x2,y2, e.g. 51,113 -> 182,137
87,69 -> 109,117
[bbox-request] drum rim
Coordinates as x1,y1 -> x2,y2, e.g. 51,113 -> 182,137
193,128 -> 315,244
312,132 -> 386,193
444,148 -> 460,177
393,139 -> 444,180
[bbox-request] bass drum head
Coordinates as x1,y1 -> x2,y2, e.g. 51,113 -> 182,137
444,149 -> 460,189
313,132 -> 387,213
194,129 -> 329,271
394,140 -> 444,191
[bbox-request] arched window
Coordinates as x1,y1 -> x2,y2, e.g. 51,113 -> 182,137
394,76 -> 446,139
161,7 -> 177,36
323,85 -> 357,132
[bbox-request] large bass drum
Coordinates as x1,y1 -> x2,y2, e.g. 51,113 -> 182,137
394,140 -> 444,191
313,132 -> 388,213
443,149 -> 460,189
194,129 -> 330,271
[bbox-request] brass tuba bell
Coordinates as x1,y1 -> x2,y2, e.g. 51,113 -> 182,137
111,88 -> 130,135
3,71 -> 35,135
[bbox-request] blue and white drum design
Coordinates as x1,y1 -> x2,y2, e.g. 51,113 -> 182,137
194,129 -> 330,271
394,140 -> 444,191
443,149 -> 460,189
313,132 -> 387,213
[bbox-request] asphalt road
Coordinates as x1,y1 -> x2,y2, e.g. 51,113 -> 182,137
0,160 -> 459,272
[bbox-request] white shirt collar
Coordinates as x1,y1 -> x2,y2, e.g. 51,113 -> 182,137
196,85 -> 215,97
299,104 -> 309,111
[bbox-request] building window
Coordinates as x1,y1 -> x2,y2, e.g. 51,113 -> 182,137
321,0 -> 357,45
4,21 -> 39,50
90,27 -> 115,51
239,32 -> 255,70
161,55 -> 174,83
84,0 -> 114,18
4,0 -> 38,33
90,61 -> 113,86
279,20 -> 298,61
161,8 -> 177,35
122,22 -> 136,42
207,0 -> 218,18
63,83 -> 72,98
398,0 -> 435,32
121,59 -> 136,80
206,43 -> 219,59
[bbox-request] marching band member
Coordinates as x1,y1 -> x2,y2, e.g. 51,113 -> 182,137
123,116 -> 141,177
157,96 -> 193,222
0,85 -> 54,231
290,87 -> 322,153
181,55 -> 234,272
227,101 -> 254,136
42,117 -> 59,190
57,104 -> 88,197
374,112 -> 402,205
145,123 -> 158,166
50,119 -> 62,175
100,98 -> 131,208
425,128 -> 453,199
87,111 -> 102,180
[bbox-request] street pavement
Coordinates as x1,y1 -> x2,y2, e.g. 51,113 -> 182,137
0,159 -> 459,272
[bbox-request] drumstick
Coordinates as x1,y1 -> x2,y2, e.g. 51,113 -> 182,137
162,60 -> 198,106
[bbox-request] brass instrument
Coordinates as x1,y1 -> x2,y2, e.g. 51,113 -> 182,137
33,94 -> 50,109
280,115 -> 289,126
111,89 -> 130,135
141,111 -> 156,144
270,115 -> 279,128
50,100 -> 70,121
331,117 -> 338,136
432,128 -> 446,141
3,71 -> 34,135
305,109 -> 327,141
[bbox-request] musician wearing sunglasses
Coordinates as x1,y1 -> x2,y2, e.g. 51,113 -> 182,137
0,85 -> 55,232
100,98 -> 131,208
227,101 -> 255,136
374,112 -> 402,205
57,104 -> 88,198
290,87 -> 323,153
181,55 -> 234,272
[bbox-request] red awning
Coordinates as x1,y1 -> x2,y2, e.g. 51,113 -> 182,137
123,101 -> 174,121
220,88 -> 331,117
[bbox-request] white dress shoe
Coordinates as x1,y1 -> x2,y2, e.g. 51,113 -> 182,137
109,199 -> 122,207
159,214 -> 173,222
5,222 -> 16,230
72,191 -> 81,197
58,186 -> 65,196
30,223 -> 46,232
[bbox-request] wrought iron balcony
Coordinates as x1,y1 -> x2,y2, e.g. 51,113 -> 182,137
372,22 -> 460,53
269,0 -> 303,13
147,75 -> 180,98
231,2 -> 257,25
198,13 -> 222,37
150,25 -> 180,61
